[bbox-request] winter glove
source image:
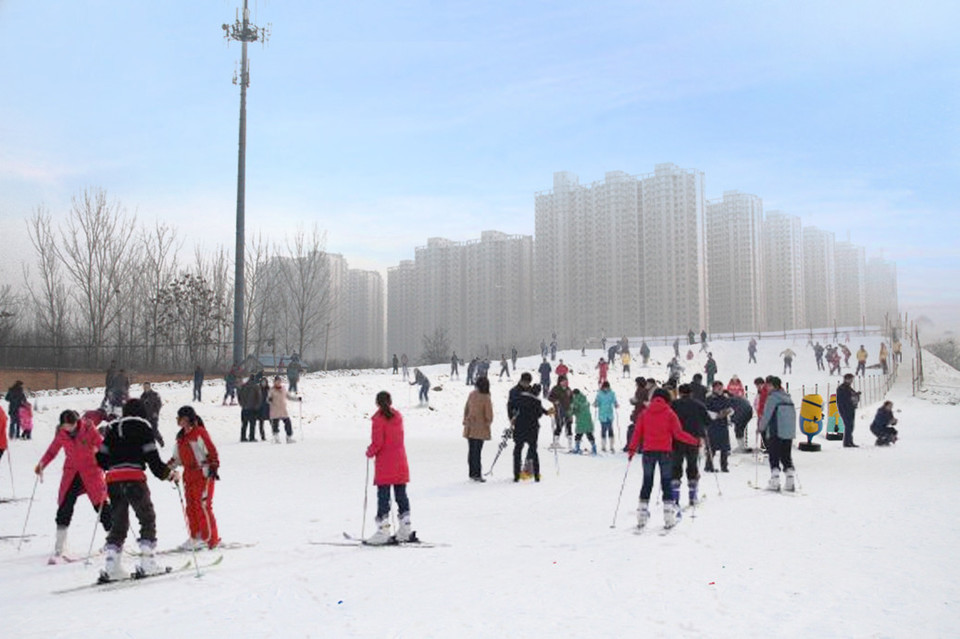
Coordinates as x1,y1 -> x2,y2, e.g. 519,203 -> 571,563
627,449 -> 635,461
34,463 -> 43,478
156,434 -> 166,448
208,464 -> 220,480
167,469 -> 181,484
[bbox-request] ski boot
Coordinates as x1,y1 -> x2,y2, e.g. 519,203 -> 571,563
784,468 -> 796,493
49,526 -> 68,564
396,512 -> 413,542
590,442 -> 597,456
365,518 -> 393,545
688,480 -> 699,507
670,479 -> 681,505
720,451 -> 729,472
98,545 -> 127,583
664,502 -> 678,529
135,539 -> 165,577
767,468 -> 781,492
637,500 -> 650,530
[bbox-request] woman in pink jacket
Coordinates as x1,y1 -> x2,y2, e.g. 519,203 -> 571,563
35,409 -> 111,562
365,391 -> 413,545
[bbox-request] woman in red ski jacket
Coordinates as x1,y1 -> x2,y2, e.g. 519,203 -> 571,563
167,406 -> 220,550
35,409 -> 111,561
365,391 -> 413,544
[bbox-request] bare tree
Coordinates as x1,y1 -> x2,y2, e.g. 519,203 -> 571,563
54,188 -> 137,365
155,272 -> 226,367
243,232 -> 273,360
277,225 -> 334,358
0,284 -> 20,348
194,246 -> 233,368
420,327 -> 450,365
24,206 -> 70,363
140,222 -> 181,368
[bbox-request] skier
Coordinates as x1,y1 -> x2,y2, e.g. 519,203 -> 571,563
627,388 -> 699,529
391,354 -> 399,375
840,344 -> 852,368
466,357 -> 478,386
826,345 -> 842,375
167,406 -> 220,550
511,346 -> 518,370
548,376 -> 574,450
508,382 -> 552,482
836,373 -> 860,448
670,384 -> 709,507
752,377 -> 770,452
596,358 -> 609,387
666,357 -> 684,386
704,381 -> 733,472
704,353 -> 718,386
726,375 -> 745,397
286,357 -> 303,393
5,380 -> 26,439
640,341 -> 650,366
672,338 -> 680,358
140,382 -> 164,447
759,376 -> 797,491
538,358 -> 552,399
569,389 -> 597,455
689,373 -> 707,403
410,368 -> 431,406
498,355 -> 511,380
35,409 -> 112,563
451,352 -> 460,380
747,338 -> 758,364
814,342 -> 825,371
729,393 -> 755,453
400,353 -> 409,381
238,376 -> 262,442
96,399 -> 179,582
223,367 -> 238,406
855,345 -> 868,376
267,376 -> 301,443
365,391 -> 414,544
593,381 -> 619,452
462,376 -> 493,482
621,350 -> 631,378
555,359 -> 570,378
879,343 -> 889,375
870,400 -> 898,446
192,366 -> 204,402
780,348 -> 796,374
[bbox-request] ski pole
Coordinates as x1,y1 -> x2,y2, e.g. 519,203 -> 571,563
755,429 -> 761,488
298,398 -> 304,442
6,445 -> 15,499
615,411 -> 621,450
84,499 -> 106,566
703,431 -> 723,497
609,458 -> 633,528
17,475 -> 40,553
360,458 -> 371,541
174,479 -> 201,578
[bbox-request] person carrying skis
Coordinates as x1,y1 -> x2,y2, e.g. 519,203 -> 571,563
411,368 -> 430,406
365,391 -> 414,544
167,406 -> 220,550
670,384 -> 708,507
96,399 -> 179,582
462,376 -> 493,482
570,389 -> 597,455
759,376 -> 797,491
508,382 -> 552,482
593,381 -> 619,452
268,376 -> 301,443
627,389 -> 699,529
35,409 -> 112,563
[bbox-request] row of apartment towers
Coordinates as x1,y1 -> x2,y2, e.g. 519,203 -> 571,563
380,163 -> 899,363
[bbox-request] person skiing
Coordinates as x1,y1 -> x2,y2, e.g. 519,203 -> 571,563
498,355 -> 511,380
836,373 -> 860,447
462,376 -> 493,482
96,399 -> 179,582
570,389 -> 597,455
511,346 -> 518,370
167,406 -> 220,550
747,338 -> 758,364
666,357 -> 684,385
879,343 -> 889,375
621,350 -> 632,378
870,400 -> 898,446
596,358 -> 609,387
759,376 -> 797,491
35,409 -> 112,563
548,376 -> 574,450
192,366 -> 204,402
286,357 -> 303,393
704,353 -> 718,386
538,358 -> 552,399
640,341 -> 650,366
267,376 -> 301,443
5,380 -> 26,439
400,353 -> 410,381
627,388 -> 699,529
139,382 -> 164,447
826,345 -> 842,375
451,352 -> 460,380
840,344 -> 852,368
411,368 -> 430,406
670,384 -> 709,507
704,381 -> 733,472
223,367 -> 238,406
555,359 -> 570,378
855,345 -> 868,376
780,348 -> 796,374
365,391 -> 414,544
508,382 -> 552,482
814,342 -> 825,371
728,393 -> 755,453
391,354 -> 399,375
593,381 -> 619,452
238,376 -> 263,442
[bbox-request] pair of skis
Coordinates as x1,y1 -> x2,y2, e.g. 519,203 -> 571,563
310,532 -> 448,549
53,555 -> 224,594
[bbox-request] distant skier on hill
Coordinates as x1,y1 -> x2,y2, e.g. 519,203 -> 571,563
780,348 -> 796,374
747,338 -> 758,364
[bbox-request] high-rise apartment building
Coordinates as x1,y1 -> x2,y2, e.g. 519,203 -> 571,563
387,260 -> 418,362
865,256 -> 899,329
705,191 -> 765,334
762,211 -> 805,332
345,269 -> 385,365
802,226 -> 837,330
834,241 -> 867,328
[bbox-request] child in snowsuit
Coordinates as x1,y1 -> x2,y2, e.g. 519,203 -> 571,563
570,389 -> 597,455
167,406 -> 220,550
35,409 -> 112,562
365,391 -> 413,545
593,381 -> 619,452
627,389 -> 699,528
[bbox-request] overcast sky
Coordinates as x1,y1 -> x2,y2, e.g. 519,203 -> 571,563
1,1 -> 958,334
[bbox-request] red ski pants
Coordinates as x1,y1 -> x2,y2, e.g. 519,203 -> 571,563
184,472 -> 219,546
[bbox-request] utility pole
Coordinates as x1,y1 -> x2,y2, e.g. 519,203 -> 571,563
223,1 -> 270,368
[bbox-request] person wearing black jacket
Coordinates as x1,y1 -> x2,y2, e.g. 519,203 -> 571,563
836,373 -> 861,448
140,383 -> 164,447
704,382 -> 733,472
238,376 -> 263,442
96,399 -> 179,582
508,382 -> 553,482
670,384 -> 708,506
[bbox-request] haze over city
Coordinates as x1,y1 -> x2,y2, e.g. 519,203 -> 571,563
1,1 -> 958,336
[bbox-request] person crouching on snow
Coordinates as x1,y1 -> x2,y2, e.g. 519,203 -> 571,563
365,391 -> 414,545
167,406 -> 220,550
627,388 -> 699,529
35,409 -> 112,563
870,401 -> 899,446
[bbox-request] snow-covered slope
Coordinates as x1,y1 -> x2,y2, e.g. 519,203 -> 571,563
2,337 -> 958,638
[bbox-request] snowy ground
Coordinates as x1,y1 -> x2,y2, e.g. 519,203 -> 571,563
2,336 -> 959,638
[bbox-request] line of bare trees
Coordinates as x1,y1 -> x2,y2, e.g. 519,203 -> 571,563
0,187 -> 336,375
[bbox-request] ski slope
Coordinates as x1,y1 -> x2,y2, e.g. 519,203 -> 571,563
2,335 -> 958,638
